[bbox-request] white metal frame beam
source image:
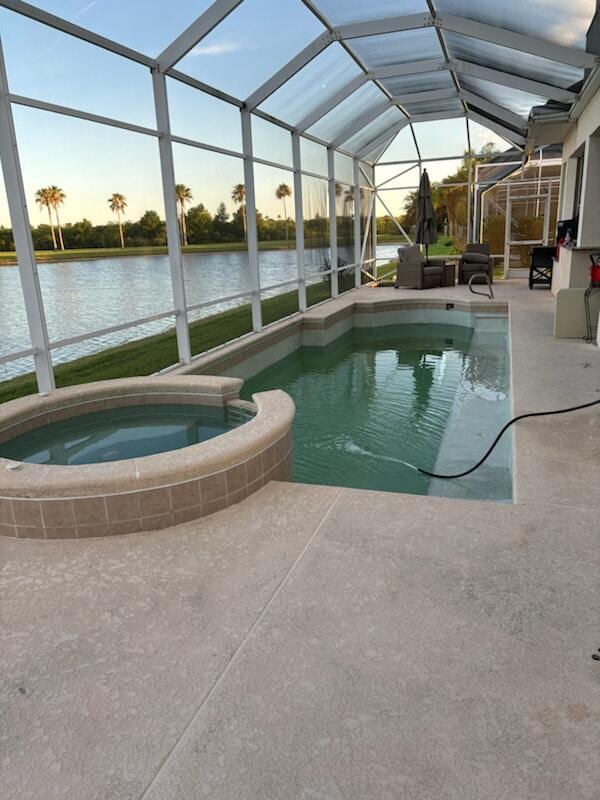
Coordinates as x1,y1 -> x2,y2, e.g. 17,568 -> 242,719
373,59 -> 447,80
353,158 -> 362,288
151,69 -> 192,364
330,100 -> 394,148
468,109 -> 526,148
295,73 -> 368,133
336,13 -> 433,39
0,0 -> 154,66
439,13 -> 597,70
327,147 -> 338,297
245,32 -> 333,110
157,0 -> 244,71
0,38 -> 54,391
426,0 -> 469,118
333,9 -> 596,69
459,89 -> 526,132
453,60 -> 577,103
240,109 -> 263,331
9,93 -> 160,137
394,87 -> 457,105
357,119 -> 410,160
411,109 -> 465,124
376,163 -> 418,189
292,132 -> 307,311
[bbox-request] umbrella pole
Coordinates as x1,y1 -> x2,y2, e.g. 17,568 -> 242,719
425,243 -> 429,264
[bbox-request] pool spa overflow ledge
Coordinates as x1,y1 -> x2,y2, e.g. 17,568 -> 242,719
0,375 -> 294,539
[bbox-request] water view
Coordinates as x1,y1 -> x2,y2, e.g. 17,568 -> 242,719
0,245 -> 401,380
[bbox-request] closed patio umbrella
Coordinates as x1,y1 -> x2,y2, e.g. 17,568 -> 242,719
415,168 -> 437,264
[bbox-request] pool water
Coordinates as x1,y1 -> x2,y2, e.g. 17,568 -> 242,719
0,404 -> 248,466
242,323 -> 512,501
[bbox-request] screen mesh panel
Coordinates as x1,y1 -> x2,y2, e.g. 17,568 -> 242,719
343,107 -> 406,152
444,31 -> 583,89
260,44 -> 361,126
176,0 -> 325,99
350,28 -> 443,69
313,0 -> 430,25
435,0 -> 595,49
308,81 -> 389,141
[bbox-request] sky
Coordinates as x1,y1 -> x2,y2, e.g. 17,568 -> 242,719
0,0 -> 594,227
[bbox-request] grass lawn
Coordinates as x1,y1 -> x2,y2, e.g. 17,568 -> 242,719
376,235 -> 461,257
0,240 -> 298,266
0,281 -> 333,405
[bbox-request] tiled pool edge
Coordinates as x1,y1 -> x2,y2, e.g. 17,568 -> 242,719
0,376 -> 294,539
174,295 -> 509,382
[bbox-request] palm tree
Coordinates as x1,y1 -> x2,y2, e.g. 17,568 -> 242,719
108,193 -> 127,248
48,185 -> 66,250
275,183 -> 292,242
175,184 -> 193,246
231,183 -> 246,239
35,187 -> 57,250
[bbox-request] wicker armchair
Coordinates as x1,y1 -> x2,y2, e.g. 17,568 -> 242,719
395,245 -> 445,290
458,243 -> 492,285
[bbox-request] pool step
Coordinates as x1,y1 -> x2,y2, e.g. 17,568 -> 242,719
473,314 -> 508,333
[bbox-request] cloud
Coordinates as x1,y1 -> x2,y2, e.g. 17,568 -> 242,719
189,41 -> 240,57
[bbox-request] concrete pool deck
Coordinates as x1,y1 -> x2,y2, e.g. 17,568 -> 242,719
2,280 -> 600,799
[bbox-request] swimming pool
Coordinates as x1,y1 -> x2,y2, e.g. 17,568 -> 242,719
242,322 -> 512,501
0,404 -> 251,466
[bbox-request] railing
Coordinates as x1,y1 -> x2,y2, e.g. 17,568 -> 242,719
1,260 -> 374,380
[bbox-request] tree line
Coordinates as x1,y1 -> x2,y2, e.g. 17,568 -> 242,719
0,181 -> 298,252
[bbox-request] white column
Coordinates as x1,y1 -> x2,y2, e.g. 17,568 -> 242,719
152,69 -> 191,364
292,133 -> 306,311
0,39 -> 54,392
503,182 -> 512,278
353,158 -> 362,288
327,147 -> 338,297
371,185 -> 378,278
466,157 -> 473,242
473,162 -> 480,242
241,109 -> 262,331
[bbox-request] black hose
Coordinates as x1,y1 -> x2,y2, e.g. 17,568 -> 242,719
418,397 -> 600,480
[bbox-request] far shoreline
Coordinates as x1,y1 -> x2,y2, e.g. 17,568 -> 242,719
0,240 -> 296,266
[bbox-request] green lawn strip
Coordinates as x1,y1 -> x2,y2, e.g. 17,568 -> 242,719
376,237 -> 460,257
0,281 -> 333,404
0,240 -> 298,265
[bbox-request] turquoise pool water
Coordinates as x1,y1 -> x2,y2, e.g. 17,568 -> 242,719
242,323 -> 512,501
0,404 -> 247,466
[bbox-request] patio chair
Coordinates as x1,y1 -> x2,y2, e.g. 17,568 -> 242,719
529,246 -> 555,289
458,243 -> 492,285
394,245 -> 445,290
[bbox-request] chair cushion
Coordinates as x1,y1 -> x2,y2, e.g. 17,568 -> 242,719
462,252 -> 489,265
398,245 -> 424,265
423,265 -> 443,276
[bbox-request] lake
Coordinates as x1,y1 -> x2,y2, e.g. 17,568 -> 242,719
0,245 -> 400,379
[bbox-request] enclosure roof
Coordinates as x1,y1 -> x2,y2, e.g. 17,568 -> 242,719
2,0 -> 598,162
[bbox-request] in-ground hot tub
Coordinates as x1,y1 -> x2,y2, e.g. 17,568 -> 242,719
0,376 -> 294,539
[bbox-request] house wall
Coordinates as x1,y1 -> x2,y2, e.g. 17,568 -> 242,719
553,81 -> 600,337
